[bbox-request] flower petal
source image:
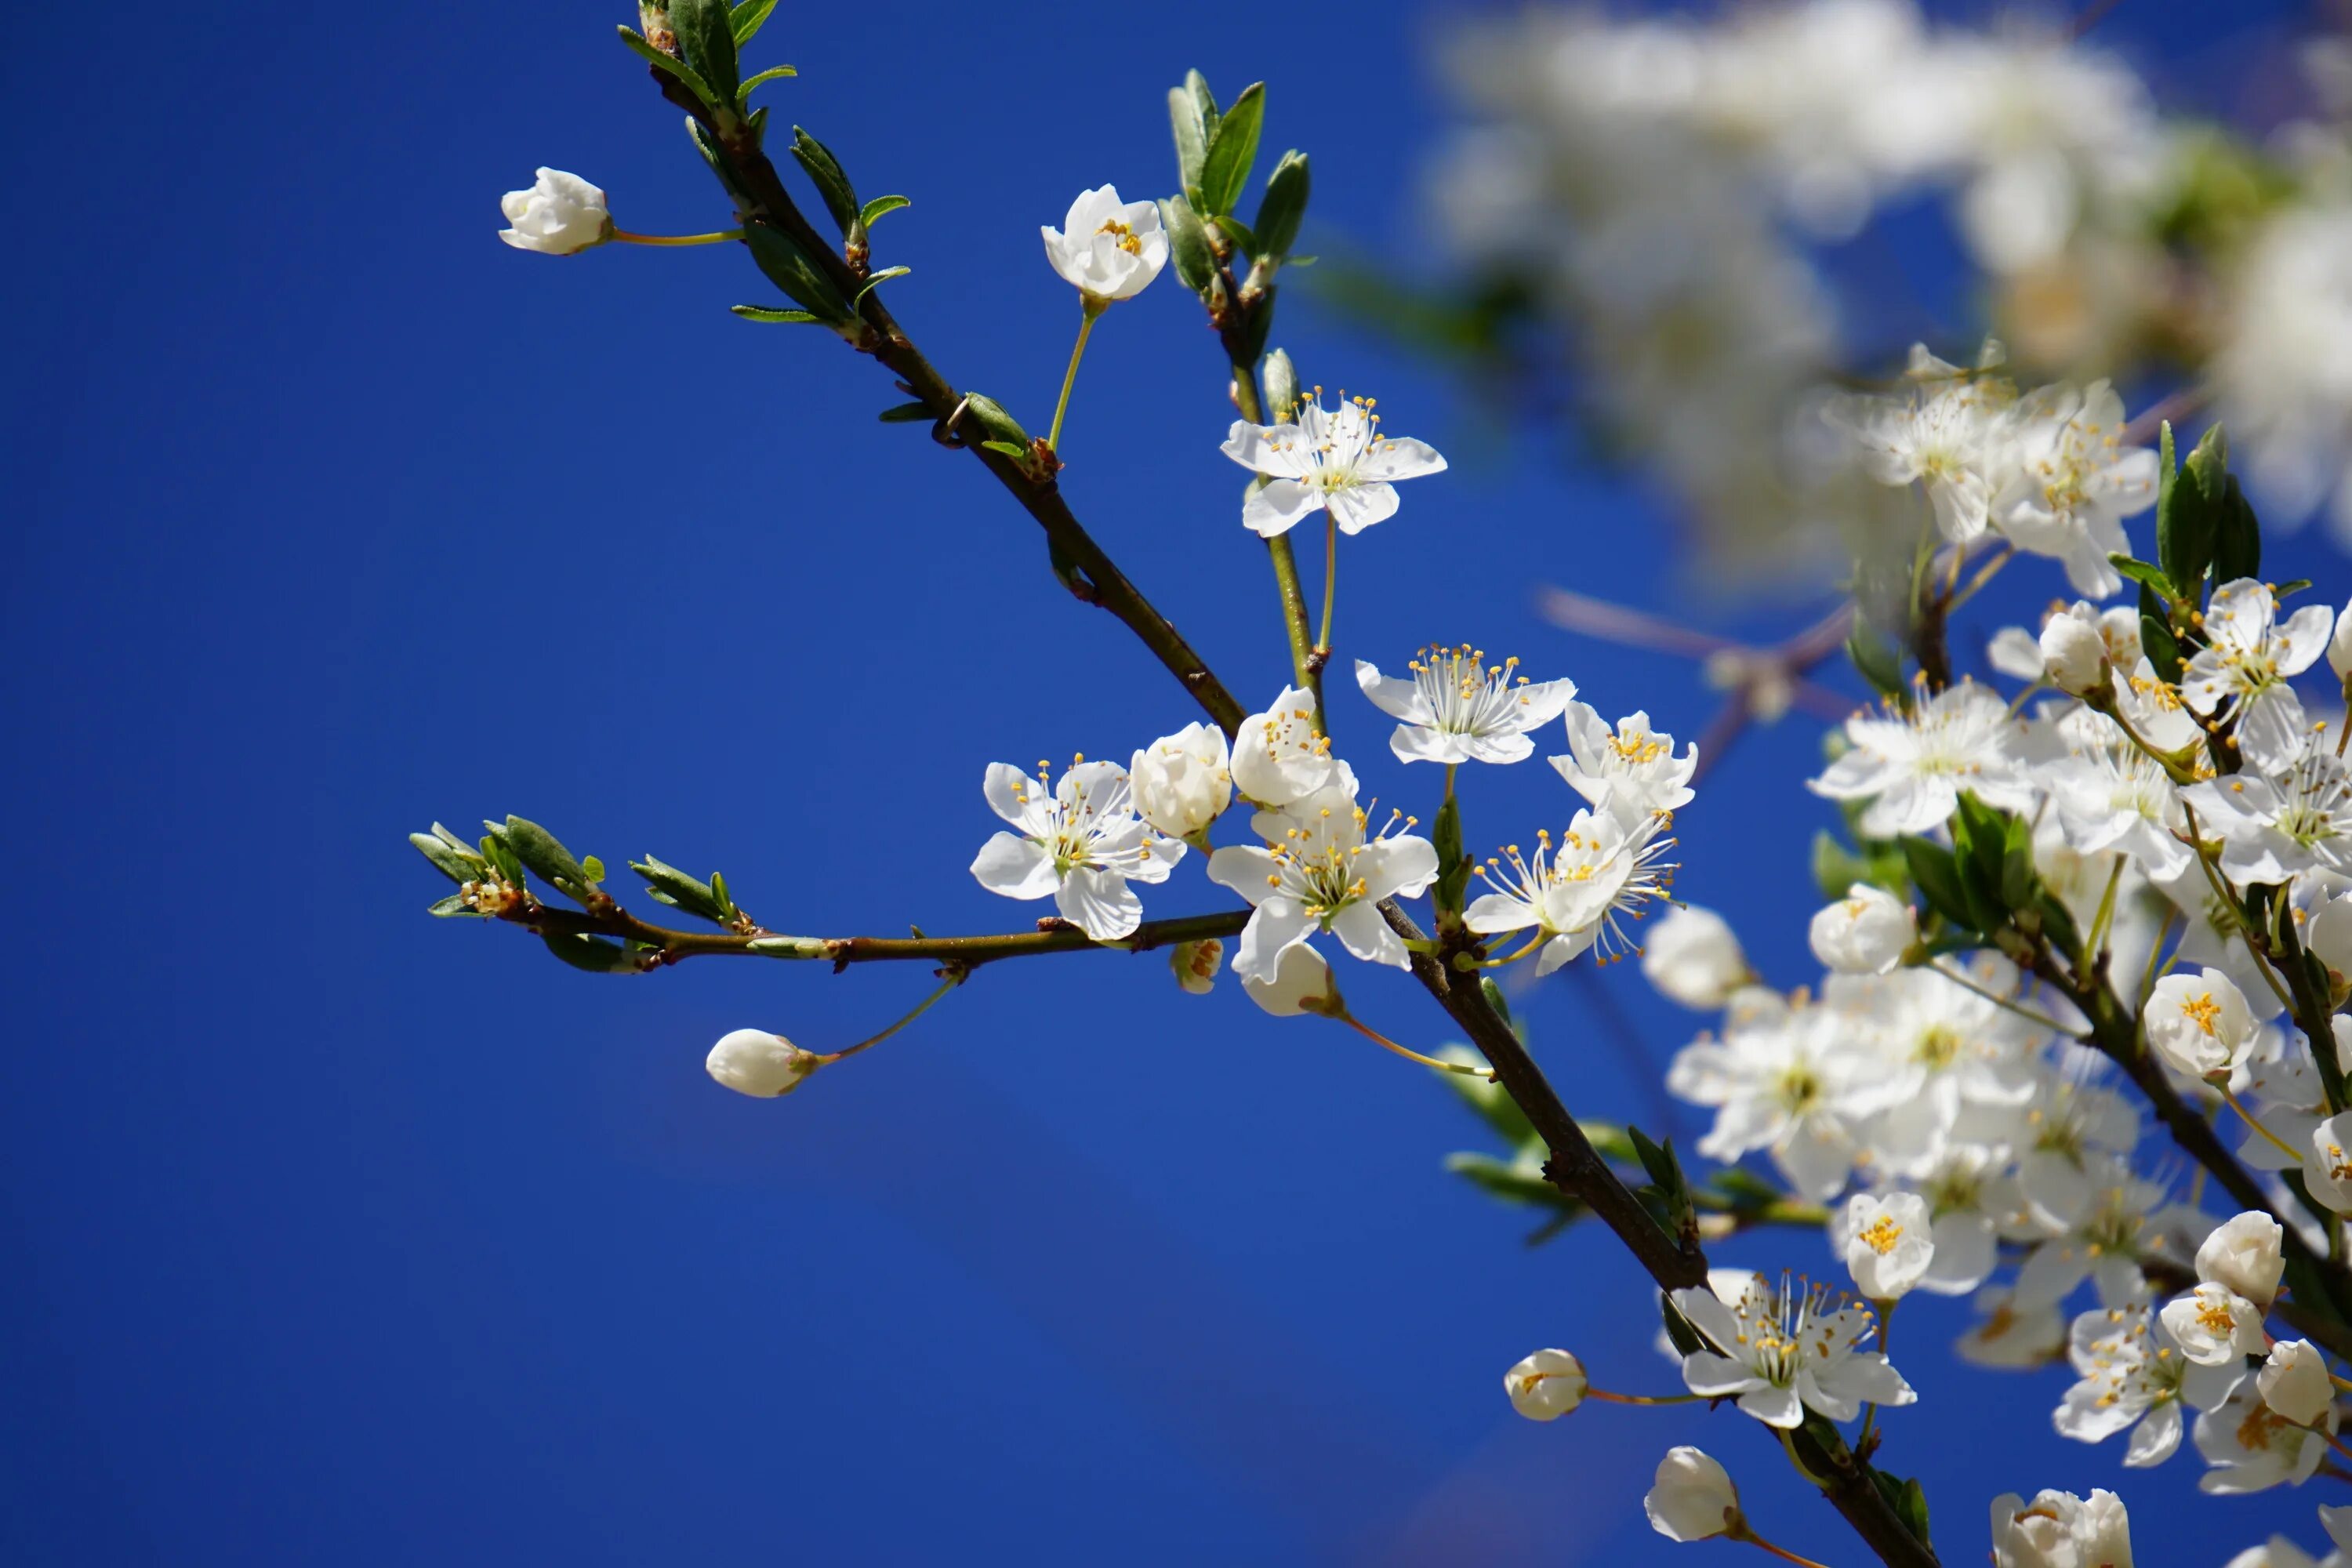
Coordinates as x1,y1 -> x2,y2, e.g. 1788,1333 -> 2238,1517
970,833 -> 1057,899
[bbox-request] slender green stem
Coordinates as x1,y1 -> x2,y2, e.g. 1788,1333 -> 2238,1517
1047,302 -> 1105,452
1776,1428 -> 1831,1490
2224,1087 -> 2307,1164
2084,855 -> 2126,966
611,227 -> 744,245
1585,1388 -> 1707,1406
1316,510 -> 1338,657
1338,1012 -> 1494,1078
1733,1528 -> 1835,1568
816,970 -> 967,1063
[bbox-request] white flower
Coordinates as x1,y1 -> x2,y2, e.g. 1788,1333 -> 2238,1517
2056,1303 -> 2242,1467
2198,1211 -> 2285,1309
1241,940 -> 1343,1018
2044,716 -> 2192,880
1836,960 -> 2045,1180
2226,1537 -> 2347,1568
1207,771 -> 1438,983
1958,1288 -> 2068,1369
2040,612 -> 2110,695
1503,1348 -> 1586,1419
705,1028 -> 820,1098
1835,1190 -> 1934,1299
1040,185 -> 1167,303
1670,1272 -> 1913,1428
1990,1487 -> 2134,1568
1641,906 -> 1750,1009
2198,1381 -> 2338,1493
1230,685 -> 1338,807
2182,579 -> 2332,774
1219,390 -> 1446,538
2011,1153 -> 2171,1311
1645,1447 -> 1742,1543
1129,722 -> 1232,840
2303,1113 -> 2352,1214
2113,655 -> 2209,756
2327,1504 -> 2352,1555
1987,380 -> 2159,599
1169,938 -> 1221,996
1809,883 -> 1914,975
1549,704 -> 1700,823
1830,359 -> 2008,542
1354,648 -> 1575,766
1464,808 -> 1677,973
2146,968 -> 2256,1083
2159,1283 -> 2267,1367
2182,736 -> 2352,885
498,168 -> 612,255
2263,1340 -> 2336,1427
2333,600 -> 2352,683
1669,994 -> 1884,1199
1809,679 -> 2038,837
969,759 -> 1183,942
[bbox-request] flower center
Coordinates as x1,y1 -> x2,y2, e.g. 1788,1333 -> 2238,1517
1857,1216 -> 1903,1255
2180,993 -> 2221,1036
1095,218 -> 1143,256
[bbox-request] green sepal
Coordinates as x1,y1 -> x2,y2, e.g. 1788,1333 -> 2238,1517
541,931 -> 637,974
1197,81 -> 1265,217
503,815 -> 597,900
411,829 -> 487,885
617,26 -> 717,107
1253,149 -> 1309,263
745,223 -> 853,325
1159,194 -> 1216,294
877,400 -> 931,423
1900,837 -> 1975,931
739,64 -> 797,99
670,0 -> 739,107
789,127 -> 862,238
426,892 -> 481,918
858,194 -> 909,227
729,0 -> 776,45
731,304 -> 820,323
630,855 -> 731,924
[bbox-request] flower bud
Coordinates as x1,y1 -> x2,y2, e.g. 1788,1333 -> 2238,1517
1503,1348 -> 1586,1420
1991,1489 -> 2132,1568
1130,722 -> 1233,840
1640,906 -> 1749,1010
1243,942 -> 1341,1017
2330,598 -> 2352,683
1807,883 -> 1914,975
1261,348 -> 1300,421
2038,612 -> 2108,695
1170,938 -> 1221,994
2259,1338 -> 2333,1425
1834,1190 -> 1934,1300
499,168 -> 613,256
1645,1446 -> 1740,1542
705,1029 -> 821,1098
2196,1210 -> 2284,1308
2147,968 -> 2256,1083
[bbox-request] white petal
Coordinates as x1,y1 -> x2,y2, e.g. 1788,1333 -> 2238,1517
1056,865 -> 1141,941
1241,478 -> 1322,537
970,833 -> 1057,899
1326,481 -> 1400,535
1354,436 -> 1447,483
1354,659 -> 1436,724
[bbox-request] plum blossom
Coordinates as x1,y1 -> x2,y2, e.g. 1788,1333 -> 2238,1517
1231,685 -> 1337,807
1834,1190 -> 1934,1299
1670,993 -> 1887,1199
1464,809 -> 1678,973
1990,1487 -> 2134,1567
1503,1349 -> 1586,1419
1354,647 -> 1575,765
1129,722 -> 1232,840
1644,1447 -> 1741,1543
1549,704 -> 1699,822
1241,941 -> 1343,1018
2183,738 -> 2352,886
1810,679 -> 2038,837
2198,1381 -> 2339,1493
2181,579 -> 2332,773
1040,186 -> 1167,303
1809,883 -> 1914,975
1220,391 -> 1446,538
969,759 -> 1183,942
2146,968 -> 2256,1084
2303,1113 -> 2352,1214
1828,344 -> 2009,542
2198,1211 -> 2285,1310
2045,713 -> 2192,880
1207,770 -> 1437,982
2159,1283 -> 2267,1367
498,168 -> 612,254
1640,906 -> 1750,1009
2055,1303 -> 2242,1468
2260,1340 -> 2335,1426
704,1028 -> 821,1098
1669,1272 -> 1913,1428
1988,380 -> 2158,598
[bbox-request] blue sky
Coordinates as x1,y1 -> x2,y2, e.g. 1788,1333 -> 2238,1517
2,0 -> 2340,1563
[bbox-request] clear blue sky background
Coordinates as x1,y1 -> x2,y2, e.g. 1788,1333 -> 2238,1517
2,0 -> 2339,1563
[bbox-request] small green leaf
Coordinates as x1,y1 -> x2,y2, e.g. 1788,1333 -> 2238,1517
1869,1471 -> 1933,1548
1158,194 -> 1216,294
959,393 -> 1029,447
2278,578 -> 2314,597
709,869 -> 740,921
504,816 -> 592,896
477,828 -> 523,887
671,0 -> 739,107
631,855 -> 730,924
729,0 -> 777,45
739,64 -> 797,98
2215,469 -> 2262,583
1283,255 -> 1319,267
617,25 -> 717,107
1846,624 -> 1907,705
1210,213 -> 1256,255
858,194 -> 909,227
426,892 -> 481,918
745,224 -> 853,325
731,303 -> 821,323
877,400 -> 932,423
411,831 -> 485,886
1197,81 -> 1265,218
2106,555 -> 2176,599
852,265 -> 910,306
789,127 -> 861,238
1438,1062 -> 1537,1147
1444,1152 -> 1578,1211
1168,85 -> 1210,208
541,931 -> 637,974
581,855 -> 605,883
979,439 -> 1027,459
1900,837 -> 1975,930
1252,149 -> 1309,262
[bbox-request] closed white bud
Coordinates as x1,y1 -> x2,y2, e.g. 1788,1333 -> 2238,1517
1991,1489 -> 2133,1568
2331,599 -> 2352,682
499,168 -> 612,255
1243,942 -> 1343,1018
2197,1210 -> 2285,1308
1504,1348 -> 1586,1419
2259,1339 -> 2334,1425
2038,612 -> 2109,694
2147,968 -> 2256,1083
1808,884 -> 1915,976
1645,1446 -> 1740,1542
1170,938 -> 1221,995
1641,906 -> 1749,1010
705,1029 -> 821,1098
1261,348 -> 1300,420
1835,1190 -> 1935,1300
1130,722 -> 1233,839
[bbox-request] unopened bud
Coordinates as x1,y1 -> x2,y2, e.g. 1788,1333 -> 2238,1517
706,1028 -> 822,1098
1503,1348 -> 1586,1420
1261,348 -> 1299,421
1808,884 -> 1914,975
1171,937 -> 1222,994
2038,612 -> 2107,695
2330,598 -> 2352,686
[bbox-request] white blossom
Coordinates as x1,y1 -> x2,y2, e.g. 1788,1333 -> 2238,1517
1503,1348 -> 1586,1420
1354,648 -> 1575,766
1550,704 -> 1699,823
1810,679 -> 2038,837
2044,713 -> 2191,880
1220,391 -> 1446,538
1829,352 -> 2008,542
2040,613 -> 2110,695
1645,1446 -> 1741,1543
498,168 -> 612,255
2261,1340 -> 2336,1427
970,760 -> 1183,942
705,1028 -> 819,1098
1670,1272 -> 1913,1428
1230,685 -> 1338,808
1958,1288 -> 2067,1369
2304,1113 -> 2352,1214
2183,735 -> 2352,885
2334,600 -> 2352,684
1241,940 -> 1342,1018
1987,381 -> 2158,599
1809,883 -> 1914,975
2158,1283 -> 2267,1367
1640,906 -> 1749,1009
1464,809 -> 1678,973
2146,968 -> 2256,1083
1129,721 -> 1232,840
2198,1211 -> 2285,1309
2055,1303 -> 2241,1468
1669,993 -> 1887,1199
1040,185 -> 1166,303
1834,1190 -> 1934,1299
1207,770 -> 1437,983
2181,579 -> 2332,774
1990,1487 -> 2134,1568
2198,1381 -> 2338,1493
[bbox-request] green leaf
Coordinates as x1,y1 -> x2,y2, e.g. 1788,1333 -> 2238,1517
504,816 -> 593,896
729,0 -> 777,45
1951,793 -> 2012,932
426,892 -> 481,918
1478,976 -> 1512,1029
2140,595 -> 2184,684
1283,255 -> 1319,267
1168,85 -> 1210,209
790,127 -> 861,238
739,64 -> 797,99
959,393 -> 1029,446
1439,1062 -> 1537,1148
2278,578 -> 2314,597
617,26 -> 717,107
979,440 -> 1027,459
2215,470 -> 2262,583
1900,837 -> 1975,930
852,265 -> 910,306
877,400 -> 931,423
671,0 -> 739,107
745,224 -> 853,325
708,869 -> 740,922
1197,81 -> 1265,217
1444,1152 -> 1579,1211
1210,213 -> 1256,255
731,303 -> 821,323
1252,149 -> 1309,263
1158,194 -> 1216,295
1869,1471 -> 1933,1548
2106,555 -> 2176,599
1998,808 -> 2036,912
410,830 -> 485,885
858,194 -> 909,227
2154,419 -> 2216,606
1812,831 -> 1871,902
630,855 -> 730,924
541,931 -> 637,974
477,828 -> 523,887
582,855 -> 605,882
1846,623 -> 1906,705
